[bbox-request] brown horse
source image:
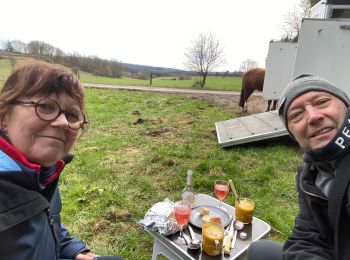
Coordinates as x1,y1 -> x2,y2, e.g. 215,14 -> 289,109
239,68 -> 277,112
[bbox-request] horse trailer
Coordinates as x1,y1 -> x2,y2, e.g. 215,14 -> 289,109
264,18 -> 350,101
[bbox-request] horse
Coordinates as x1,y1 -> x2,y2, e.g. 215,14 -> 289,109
238,68 -> 277,112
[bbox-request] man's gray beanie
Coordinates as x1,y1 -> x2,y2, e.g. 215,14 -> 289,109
278,74 -> 350,131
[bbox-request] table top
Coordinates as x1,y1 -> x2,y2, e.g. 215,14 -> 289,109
146,194 -> 271,260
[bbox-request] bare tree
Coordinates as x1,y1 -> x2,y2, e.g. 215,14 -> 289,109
239,59 -> 258,73
52,47 -> 66,64
281,0 -> 311,42
27,41 -> 55,56
4,41 -> 14,52
184,32 -> 225,88
9,40 -> 28,53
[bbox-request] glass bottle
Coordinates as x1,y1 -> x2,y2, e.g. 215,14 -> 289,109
181,170 -> 196,207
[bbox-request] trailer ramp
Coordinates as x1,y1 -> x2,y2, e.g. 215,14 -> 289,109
215,110 -> 288,147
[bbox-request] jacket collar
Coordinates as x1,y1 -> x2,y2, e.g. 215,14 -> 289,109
0,135 -> 65,188
299,162 -> 328,200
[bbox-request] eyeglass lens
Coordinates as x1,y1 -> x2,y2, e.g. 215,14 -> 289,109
35,99 -> 85,130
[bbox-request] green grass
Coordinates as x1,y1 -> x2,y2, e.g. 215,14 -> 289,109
57,88 -> 302,259
0,57 -> 28,78
0,58 -> 12,78
80,72 -> 242,91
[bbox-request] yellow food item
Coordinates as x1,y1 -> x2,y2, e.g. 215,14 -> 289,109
202,222 -> 224,256
235,198 -> 254,224
199,207 -> 210,216
202,215 -> 211,223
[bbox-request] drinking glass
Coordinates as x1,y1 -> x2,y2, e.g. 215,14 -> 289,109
235,198 -> 255,224
214,180 -> 229,209
202,220 -> 225,256
174,200 -> 191,245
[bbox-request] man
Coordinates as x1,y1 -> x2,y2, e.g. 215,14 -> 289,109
247,74 -> 350,260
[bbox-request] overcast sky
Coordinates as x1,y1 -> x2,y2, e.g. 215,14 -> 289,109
0,0 -> 300,71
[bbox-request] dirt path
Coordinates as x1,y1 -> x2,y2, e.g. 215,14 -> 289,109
179,92 -> 267,115
84,83 -> 268,115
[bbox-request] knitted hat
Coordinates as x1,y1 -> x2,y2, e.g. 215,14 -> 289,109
278,74 -> 350,132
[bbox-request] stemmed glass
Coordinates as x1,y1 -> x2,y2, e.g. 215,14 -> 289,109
214,180 -> 229,209
174,200 -> 191,245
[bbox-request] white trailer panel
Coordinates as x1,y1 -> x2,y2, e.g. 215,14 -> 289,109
263,41 -> 297,100
293,19 -> 350,96
311,1 -> 327,18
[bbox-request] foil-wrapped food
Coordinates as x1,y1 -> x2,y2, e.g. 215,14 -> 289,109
139,198 -> 180,236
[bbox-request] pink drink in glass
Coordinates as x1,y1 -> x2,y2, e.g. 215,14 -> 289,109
214,180 -> 229,209
174,205 -> 191,225
214,184 -> 229,201
174,200 -> 191,245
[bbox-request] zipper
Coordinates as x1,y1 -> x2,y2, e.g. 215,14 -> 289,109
299,162 -> 328,200
299,178 -> 327,200
45,208 -> 58,247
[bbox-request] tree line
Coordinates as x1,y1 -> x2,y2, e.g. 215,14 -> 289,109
1,39 -> 126,78
1,39 -> 244,83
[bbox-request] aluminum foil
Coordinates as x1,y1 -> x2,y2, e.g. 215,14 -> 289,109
139,198 -> 180,236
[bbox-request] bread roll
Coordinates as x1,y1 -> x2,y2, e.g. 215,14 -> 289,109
199,207 -> 210,216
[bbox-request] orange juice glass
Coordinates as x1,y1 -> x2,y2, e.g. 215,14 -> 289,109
202,221 -> 224,256
235,198 -> 254,224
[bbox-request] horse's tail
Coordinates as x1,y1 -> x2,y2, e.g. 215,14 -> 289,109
239,80 -> 245,108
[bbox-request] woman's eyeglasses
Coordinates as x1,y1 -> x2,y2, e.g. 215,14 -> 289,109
15,99 -> 88,130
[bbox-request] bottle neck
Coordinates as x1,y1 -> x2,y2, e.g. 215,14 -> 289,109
186,172 -> 193,186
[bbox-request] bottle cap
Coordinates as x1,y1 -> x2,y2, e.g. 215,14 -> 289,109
239,232 -> 248,240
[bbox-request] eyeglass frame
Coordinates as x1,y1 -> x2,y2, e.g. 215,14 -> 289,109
13,98 -> 88,131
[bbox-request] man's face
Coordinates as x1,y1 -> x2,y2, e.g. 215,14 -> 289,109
287,91 -> 347,149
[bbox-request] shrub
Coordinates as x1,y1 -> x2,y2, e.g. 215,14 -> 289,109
179,74 -> 192,80
192,80 -> 201,88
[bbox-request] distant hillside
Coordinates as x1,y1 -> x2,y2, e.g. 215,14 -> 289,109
1,49 -> 241,79
1,40 -> 243,78
121,62 -> 188,75
0,49 -> 190,78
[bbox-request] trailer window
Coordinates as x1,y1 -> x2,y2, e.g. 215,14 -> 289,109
331,8 -> 350,18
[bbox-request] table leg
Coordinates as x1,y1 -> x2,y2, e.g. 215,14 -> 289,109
152,238 -> 194,260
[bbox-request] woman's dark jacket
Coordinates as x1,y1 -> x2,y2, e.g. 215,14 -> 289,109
0,136 -> 89,259
283,151 -> 350,260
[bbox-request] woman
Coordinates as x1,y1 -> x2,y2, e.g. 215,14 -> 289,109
0,59 -> 97,259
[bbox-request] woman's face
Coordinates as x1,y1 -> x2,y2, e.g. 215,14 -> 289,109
2,93 -> 81,167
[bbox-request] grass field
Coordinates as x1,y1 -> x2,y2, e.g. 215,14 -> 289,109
0,57 -> 242,91
80,72 -> 243,91
0,58 -> 11,78
0,57 -> 302,259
